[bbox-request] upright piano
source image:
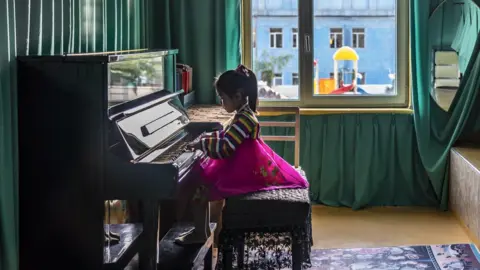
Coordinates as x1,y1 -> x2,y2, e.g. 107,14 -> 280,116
17,50 -> 222,270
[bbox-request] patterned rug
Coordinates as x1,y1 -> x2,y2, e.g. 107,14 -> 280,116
309,244 -> 480,270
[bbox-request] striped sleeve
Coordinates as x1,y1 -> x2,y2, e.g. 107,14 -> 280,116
200,112 -> 258,159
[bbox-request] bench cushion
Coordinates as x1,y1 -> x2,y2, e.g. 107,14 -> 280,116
222,187 -> 310,229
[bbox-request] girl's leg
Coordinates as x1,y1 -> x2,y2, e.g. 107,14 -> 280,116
175,186 -> 211,245
175,173 -> 200,221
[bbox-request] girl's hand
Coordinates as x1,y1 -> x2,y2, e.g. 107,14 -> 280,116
187,141 -> 202,151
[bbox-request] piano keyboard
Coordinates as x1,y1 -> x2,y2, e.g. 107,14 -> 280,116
153,132 -> 205,163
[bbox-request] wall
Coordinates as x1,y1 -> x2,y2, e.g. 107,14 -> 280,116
0,1 -> 155,269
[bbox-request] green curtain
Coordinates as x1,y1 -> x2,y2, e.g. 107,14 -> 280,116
260,114 -> 437,209
152,0 -> 241,104
0,1 -> 153,269
0,0 -> 18,267
451,0 -> 480,72
411,0 -> 480,210
428,0 -> 464,50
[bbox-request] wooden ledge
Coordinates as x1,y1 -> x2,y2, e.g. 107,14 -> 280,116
300,108 -> 413,115
258,108 -> 413,117
187,104 -> 413,118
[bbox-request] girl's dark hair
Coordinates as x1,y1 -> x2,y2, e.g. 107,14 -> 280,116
214,64 -> 258,112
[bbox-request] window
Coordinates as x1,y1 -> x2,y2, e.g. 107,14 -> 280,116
329,28 -> 343,48
352,28 -> 365,48
269,28 -> 283,48
274,73 -> 283,86
243,0 -> 409,107
292,28 -> 298,48
292,73 -> 299,85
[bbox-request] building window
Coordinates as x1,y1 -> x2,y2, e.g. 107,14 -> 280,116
352,28 -> 365,48
274,73 -> 283,86
329,28 -> 343,48
243,0 -> 409,107
292,28 -> 298,48
292,73 -> 299,85
270,28 -> 283,48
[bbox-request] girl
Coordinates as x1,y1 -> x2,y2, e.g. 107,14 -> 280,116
175,64 -> 309,245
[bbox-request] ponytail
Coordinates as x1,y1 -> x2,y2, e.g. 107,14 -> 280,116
245,67 -> 258,113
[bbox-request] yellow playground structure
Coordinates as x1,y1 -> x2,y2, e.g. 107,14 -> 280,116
315,46 -> 360,95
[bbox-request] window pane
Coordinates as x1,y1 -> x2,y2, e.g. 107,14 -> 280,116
292,73 -> 299,85
352,28 -> 365,48
329,28 -> 343,48
292,28 -> 298,48
314,1 -> 396,96
252,2 -> 299,100
276,33 -> 283,48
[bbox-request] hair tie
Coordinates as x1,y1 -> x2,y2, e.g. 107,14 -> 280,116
235,65 -> 250,77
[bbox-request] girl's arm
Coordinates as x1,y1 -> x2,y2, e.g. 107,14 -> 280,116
200,112 -> 258,159
201,131 -> 220,139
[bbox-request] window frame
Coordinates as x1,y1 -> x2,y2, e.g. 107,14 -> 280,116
329,28 -> 344,49
352,27 -> 366,49
241,0 -> 410,108
292,28 -> 298,49
273,73 -> 283,86
292,72 -> 299,85
269,28 -> 283,49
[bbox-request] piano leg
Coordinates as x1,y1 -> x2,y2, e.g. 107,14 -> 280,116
159,199 -> 177,240
138,200 -> 159,270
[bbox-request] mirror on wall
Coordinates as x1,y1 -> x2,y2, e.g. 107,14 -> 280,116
430,50 -> 461,111
428,0 -> 465,112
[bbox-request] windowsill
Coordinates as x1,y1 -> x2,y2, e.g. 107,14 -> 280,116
187,105 -> 413,119
187,104 -> 412,117
299,107 -> 413,115
259,107 -> 413,116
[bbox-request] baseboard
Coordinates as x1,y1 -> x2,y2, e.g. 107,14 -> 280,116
451,208 -> 480,248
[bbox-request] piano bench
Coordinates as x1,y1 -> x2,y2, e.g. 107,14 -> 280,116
157,222 -> 217,270
217,186 -> 312,270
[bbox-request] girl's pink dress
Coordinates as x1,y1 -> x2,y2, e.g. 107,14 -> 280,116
191,107 -> 309,201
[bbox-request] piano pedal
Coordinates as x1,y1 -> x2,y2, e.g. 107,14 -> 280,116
173,229 -> 208,246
